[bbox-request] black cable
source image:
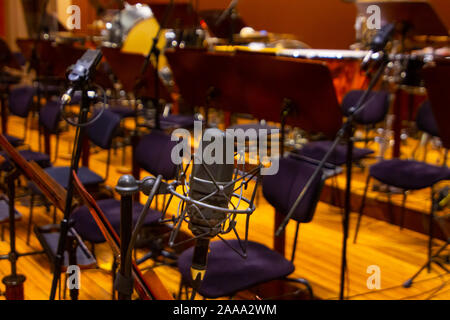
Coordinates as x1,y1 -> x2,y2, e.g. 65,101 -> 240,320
60,84 -> 107,127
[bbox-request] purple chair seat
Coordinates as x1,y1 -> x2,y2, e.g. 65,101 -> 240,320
0,150 -> 51,171
0,199 -> 22,223
370,159 -> 450,191
110,106 -> 136,118
45,167 -> 103,189
71,199 -> 162,244
29,167 -> 103,195
178,240 -> 294,299
294,140 -> 374,166
4,134 -> 23,147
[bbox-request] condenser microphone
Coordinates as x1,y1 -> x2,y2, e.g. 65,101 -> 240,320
61,49 -> 103,104
361,23 -> 395,70
188,128 -> 236,281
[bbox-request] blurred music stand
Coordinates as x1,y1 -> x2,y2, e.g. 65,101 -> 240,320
102,47 -> 173,180
358,1 -> 448,158
0,39 -> 22,135
102,47 -> 171,101
166,49 -> 342,137
199,9 -> 247,40
166,48 -> 342,255
402,59 -> 450,288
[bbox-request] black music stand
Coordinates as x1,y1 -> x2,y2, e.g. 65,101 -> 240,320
199,9 -> 247,40
402,59 -> 450,288
102,47 -> 171,101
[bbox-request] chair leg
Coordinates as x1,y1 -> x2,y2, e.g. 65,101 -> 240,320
63,272 -> 68,300
287,277 -> 314,300
177,278 -> 185,300
387,191 -> 394,224
427,188 -> 435,273
53,207 -> 57,224
111,258 -> 118,300
399,191 -> 407,230
54,134 -> 60,163
354,175 -> 371,244
1,225 -> 5,241
26,193 -> 35,245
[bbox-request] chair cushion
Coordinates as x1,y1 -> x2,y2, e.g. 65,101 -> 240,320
39,100 -> 61,133
341,90 -> 390,125
0,150 -> 51,171
87,109 -> 121,149
294,140 -> 374,166
135,130 -> 179,180
0,199 -> 22,224
370,159 -> 450,190
9,86 -> 35,118
416,101 -> 439,138
178,240 -> 294,299
110,105 -> 136,118
263,157 -> 323,223
71,198 -> 162,243
45,167 -> 103,189
4,134 -> 23,147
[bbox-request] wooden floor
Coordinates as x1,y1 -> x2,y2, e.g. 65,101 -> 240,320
0,114 -> 449,300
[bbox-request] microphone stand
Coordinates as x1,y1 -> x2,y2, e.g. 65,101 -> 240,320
114,175 -> 165,300
216,0 -> 239,44
0,170 -> 45,300
275,54 -> 389,300
49,85 -> 92,300
135,0 -> 174,130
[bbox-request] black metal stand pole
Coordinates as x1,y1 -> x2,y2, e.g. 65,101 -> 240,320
114,175 -> 164,300
1,170 -> 26,300
49,85 -> 91,300
339,124 -> 355,300
136,0 -> 174,131
115,175 -> 139,300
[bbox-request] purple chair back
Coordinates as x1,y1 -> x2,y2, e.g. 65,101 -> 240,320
135,130 -> 179,181
263,157 -> 324,224
8,86 -> 35,118
342,90 -> 390,125
416,100 -> 440,138
87,109 -> 121,150
39,100 -> 61,134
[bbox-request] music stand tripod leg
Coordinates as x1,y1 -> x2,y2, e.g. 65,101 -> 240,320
2,170 -> 26,300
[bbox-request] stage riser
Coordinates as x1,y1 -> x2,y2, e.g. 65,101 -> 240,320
320,184 -> 446,241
